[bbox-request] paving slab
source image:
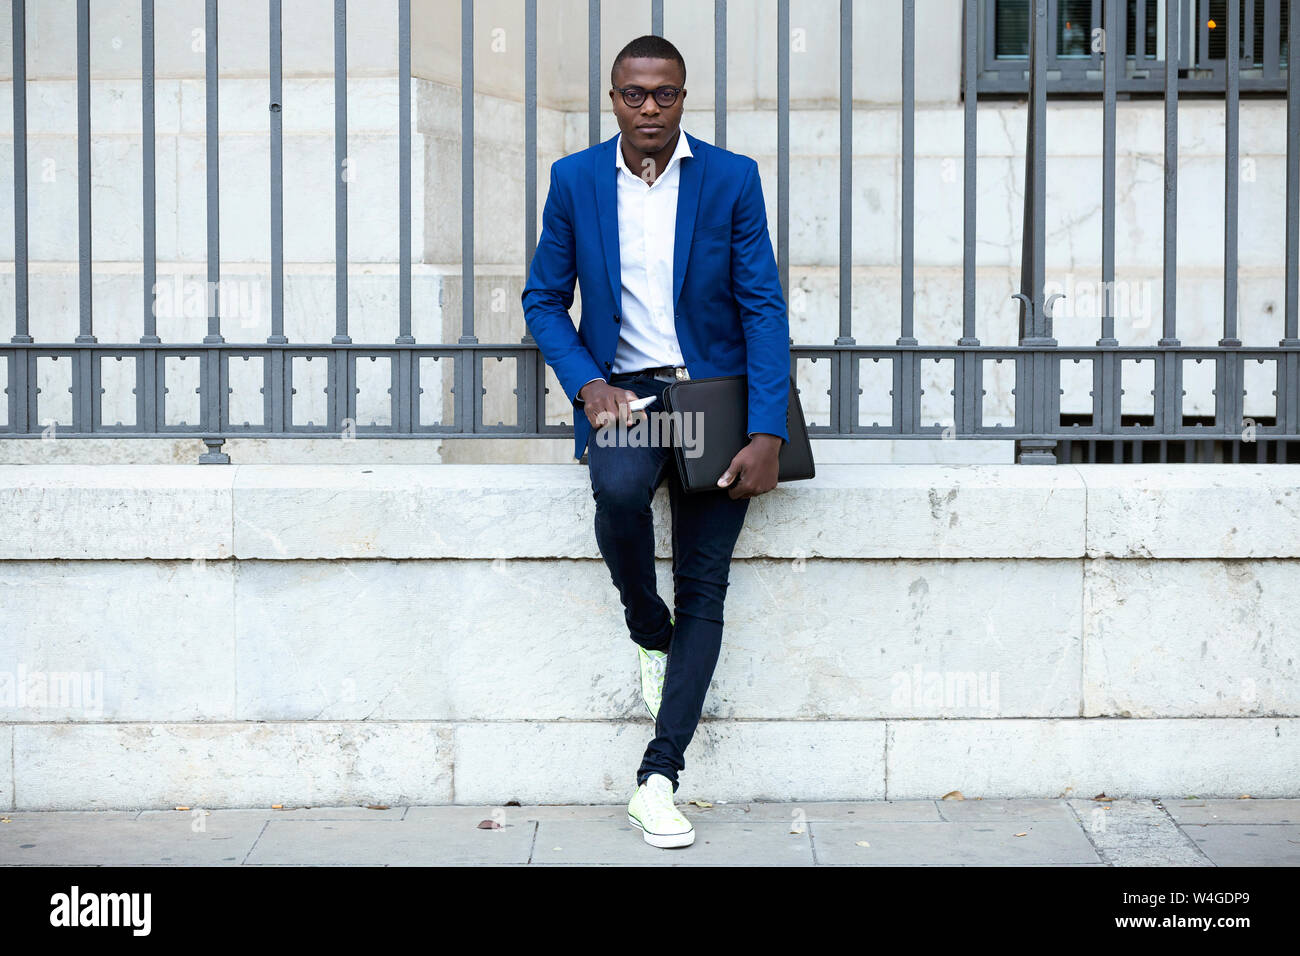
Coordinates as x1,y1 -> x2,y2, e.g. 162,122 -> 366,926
244,817 -> 535,866
935,798 -> 1074,822
137,806 -> 407,823
811,820 -> 1102,866
1181,825 -> 1300,866
692,800 -> 943,822
1066,799 -> 1211,866
532,819 -> 815,865
3,800 -> 1300,865
405,804 -> 627,824
1163,799 -> 1300,825
0,810 -> 263,865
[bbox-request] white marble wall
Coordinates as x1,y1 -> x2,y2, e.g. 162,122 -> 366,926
1,462 -> 1298,806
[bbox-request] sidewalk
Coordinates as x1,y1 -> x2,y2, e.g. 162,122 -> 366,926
1,798 -> 1297,866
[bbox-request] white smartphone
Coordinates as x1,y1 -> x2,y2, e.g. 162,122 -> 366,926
626,395 -> 658,412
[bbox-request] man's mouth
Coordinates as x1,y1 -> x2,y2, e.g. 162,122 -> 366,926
637,125 -> 663,132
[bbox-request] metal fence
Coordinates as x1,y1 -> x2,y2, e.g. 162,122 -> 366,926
2,0 -> 1299,465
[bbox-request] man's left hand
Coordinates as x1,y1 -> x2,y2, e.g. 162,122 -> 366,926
716,434 -> 783,499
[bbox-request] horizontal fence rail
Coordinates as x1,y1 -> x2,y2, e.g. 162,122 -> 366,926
2,0 -> 1299,465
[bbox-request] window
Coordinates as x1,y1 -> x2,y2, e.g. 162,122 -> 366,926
976,0 -> 1290,95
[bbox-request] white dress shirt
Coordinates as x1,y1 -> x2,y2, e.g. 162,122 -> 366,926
576,126 -> 693,399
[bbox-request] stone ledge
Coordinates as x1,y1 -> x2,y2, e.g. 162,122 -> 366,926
2,463 -> 1299,560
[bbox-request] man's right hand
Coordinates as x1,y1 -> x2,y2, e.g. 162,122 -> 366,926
580,381 -> 643,429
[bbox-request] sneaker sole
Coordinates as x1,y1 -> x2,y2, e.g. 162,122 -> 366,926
626,812 -> 695,848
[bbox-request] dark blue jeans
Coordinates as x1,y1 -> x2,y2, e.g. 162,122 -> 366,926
585,370 -> 751,794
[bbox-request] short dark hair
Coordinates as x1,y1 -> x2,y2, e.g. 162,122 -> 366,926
611,35 -> 686,88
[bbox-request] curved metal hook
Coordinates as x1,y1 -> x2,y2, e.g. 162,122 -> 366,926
1044,293 -> 1066,319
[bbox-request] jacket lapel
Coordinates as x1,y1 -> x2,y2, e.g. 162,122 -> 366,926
672,131 -> 705,311
594,134 -> 621,310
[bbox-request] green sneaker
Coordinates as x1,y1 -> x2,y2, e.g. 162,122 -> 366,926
638,616 -> 671,720
627,773 -> 695,848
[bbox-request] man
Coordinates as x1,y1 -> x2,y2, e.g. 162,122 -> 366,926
521,34 -> 790,849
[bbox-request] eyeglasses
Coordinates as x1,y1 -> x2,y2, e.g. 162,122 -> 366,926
613,86 -> 684,108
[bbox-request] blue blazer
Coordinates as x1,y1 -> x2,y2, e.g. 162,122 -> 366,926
522,130 -> 790,462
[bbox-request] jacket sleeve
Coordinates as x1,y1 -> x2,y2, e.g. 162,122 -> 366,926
730,159 -> 791,443
521,162 -> 607,407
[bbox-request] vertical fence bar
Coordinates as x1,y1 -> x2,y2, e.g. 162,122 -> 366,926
11,0 -> 30,436
715,0 -> 726,148
523,0 -> 537,319
652,0 -> 663,36
75,0 -> 94,437
1016,0 -> 1058,464
142,0 -> 158,343
12,0 -> 30,345
1161,0 -> 1180,347
140,0 -> 158,435
522,0 -> 539,436
588,0 -> 600,147
956,0 -> 980,442
1263,0 -> 1281,80
1284,0 -> 1300,443
204,0 -> 221,344
269,0 -> 286,345
333,0 -> 350,345
396,0 -> 414,432
77,0 -> 94,345
398,0 -> 413,345
461,0 -> 476,345
960,0 -> 978,346
1100,0 -> 1117,346
838,0 -> 852,346
899,0 -> 916,347
266,0 -> 286,438
1097,0 -> 1119,441
834,0 -> 854,435
1286,0 -> 1299,347
1019,0 -> 1048,341
1221,0 -> 1241,347
460,0 -> 475,345
460,0 -> 478,435
1217,0 -> 1243,445
1158,0 -> 1183,445
777,0 -> 789,298
202,0 -> 222,447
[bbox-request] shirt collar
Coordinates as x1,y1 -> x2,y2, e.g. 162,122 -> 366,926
614,126 -> 692,182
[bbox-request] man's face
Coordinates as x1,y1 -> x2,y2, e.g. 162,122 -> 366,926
610,56 -> 686,155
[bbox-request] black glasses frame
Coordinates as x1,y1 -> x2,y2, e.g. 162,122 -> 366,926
613,85 -> 684,108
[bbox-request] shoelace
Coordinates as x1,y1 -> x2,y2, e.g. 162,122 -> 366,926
639,778 -> 687,826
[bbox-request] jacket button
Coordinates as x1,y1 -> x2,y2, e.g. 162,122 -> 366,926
613,313 -> 621,323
